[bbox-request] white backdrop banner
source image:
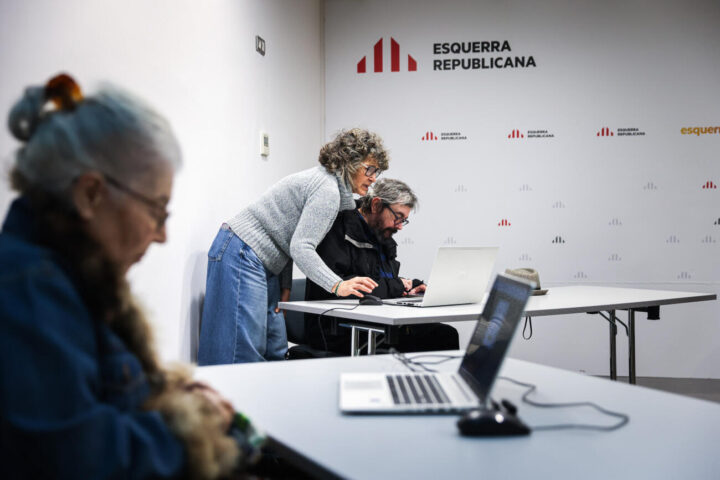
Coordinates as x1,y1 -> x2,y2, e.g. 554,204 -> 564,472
324,0 -> 720,377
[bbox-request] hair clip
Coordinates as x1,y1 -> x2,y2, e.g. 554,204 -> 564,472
44,73 -> 83,111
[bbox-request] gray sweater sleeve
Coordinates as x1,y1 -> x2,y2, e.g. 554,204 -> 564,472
228,167 -> 352,294
289,185 -> 344,293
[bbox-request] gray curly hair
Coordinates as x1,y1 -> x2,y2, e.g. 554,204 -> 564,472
318,128 -> 389,187
7,74 -> 181,197
360,178 -> 418,213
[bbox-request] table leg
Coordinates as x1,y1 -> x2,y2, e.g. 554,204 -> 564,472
342,323 -> 386,356
368,331 -> 377,355
628,309 -> 636,384
350,326 -> 360,357
608,309 -> 617,381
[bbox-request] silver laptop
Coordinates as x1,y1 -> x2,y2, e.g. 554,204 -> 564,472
383,246 -> 499,307
340,274 -> 534,413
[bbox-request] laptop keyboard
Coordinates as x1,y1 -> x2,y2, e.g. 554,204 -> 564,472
386,374 -> 451,405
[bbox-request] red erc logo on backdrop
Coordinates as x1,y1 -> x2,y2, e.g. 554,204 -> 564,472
357,37 -> 417,73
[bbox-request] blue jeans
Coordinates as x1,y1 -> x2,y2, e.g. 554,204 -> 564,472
198,226 -> 288,364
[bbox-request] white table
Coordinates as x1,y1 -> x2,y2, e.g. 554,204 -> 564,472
280,286 -> 716,383
196,353 -> 720,479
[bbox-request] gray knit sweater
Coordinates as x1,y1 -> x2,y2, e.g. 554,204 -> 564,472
227,166 -> 356,293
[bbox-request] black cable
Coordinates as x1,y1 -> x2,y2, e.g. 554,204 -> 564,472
522,316 -> 533,340
405,353 -> 465,365
316,305 -> 360,354
390,349 -> 464,373
391,354 -> 629,432
497,376 -> 630,431
390,350 -> 423,372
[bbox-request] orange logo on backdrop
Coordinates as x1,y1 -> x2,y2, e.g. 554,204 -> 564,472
681,126 -> 720,136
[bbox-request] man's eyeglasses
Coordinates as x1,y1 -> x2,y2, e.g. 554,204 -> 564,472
383,202 -> 409,226
104,175 -> 170,231
361,163 -> 383,178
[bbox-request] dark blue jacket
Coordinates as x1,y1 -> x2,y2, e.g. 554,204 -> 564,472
0,198 -> 184,479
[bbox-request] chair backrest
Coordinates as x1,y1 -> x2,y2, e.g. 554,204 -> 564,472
284,278 -> 307,344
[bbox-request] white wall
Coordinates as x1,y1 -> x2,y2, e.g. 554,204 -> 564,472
2,0 -> 717,378
0,0 -> 324,361
325,0 -> 720,377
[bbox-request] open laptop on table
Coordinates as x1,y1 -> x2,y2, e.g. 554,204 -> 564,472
383,246 -> 499,307
340,273 -> 534,413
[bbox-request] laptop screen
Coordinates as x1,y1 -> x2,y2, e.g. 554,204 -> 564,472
457,274 -> 533,404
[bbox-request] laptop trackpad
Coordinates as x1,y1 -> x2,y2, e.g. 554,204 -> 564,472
344,380 -> 384,391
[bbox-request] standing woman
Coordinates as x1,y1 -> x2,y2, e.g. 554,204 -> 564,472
0,74 -> 253,478
198,129 -> 387,364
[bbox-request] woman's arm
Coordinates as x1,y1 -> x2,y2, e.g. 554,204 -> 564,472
289,187 -> 376,296
288,185 -> 347,292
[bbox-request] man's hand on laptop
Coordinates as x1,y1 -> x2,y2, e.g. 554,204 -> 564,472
402,278 -> 426,295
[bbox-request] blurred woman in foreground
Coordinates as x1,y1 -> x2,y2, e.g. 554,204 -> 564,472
0,74 -> 257,479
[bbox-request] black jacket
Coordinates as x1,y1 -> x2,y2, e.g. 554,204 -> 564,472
303,207 -> 459,354
305,208 -> 406,302
304,208 -> 405,352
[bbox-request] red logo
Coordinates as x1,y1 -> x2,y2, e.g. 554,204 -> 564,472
508,129 -> 524,139
421,131 -> 438,141
702,181 -> 717,189
357,37 -> 417,73
498,219 -> 511,227
597,127 -> 614,137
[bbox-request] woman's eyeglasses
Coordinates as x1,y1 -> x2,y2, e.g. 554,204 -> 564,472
104,175 -> 170,231
382,202 -> 409,226
361,163 -> 383,178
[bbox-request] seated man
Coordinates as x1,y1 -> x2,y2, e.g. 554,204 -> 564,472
304,178 -> 459,355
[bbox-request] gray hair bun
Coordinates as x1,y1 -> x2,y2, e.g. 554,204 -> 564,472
8,73 -> 181,197
8,86 -> 46,141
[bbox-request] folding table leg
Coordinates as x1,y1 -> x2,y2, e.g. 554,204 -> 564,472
350,326 -> 360,357
368,331 -> 377,355
608,309 -> 617,381
628,309 -> 636,384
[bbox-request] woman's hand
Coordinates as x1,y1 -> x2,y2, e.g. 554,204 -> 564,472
274,288 -> 291,315
186,381 -> 235,432
400,278 -> 413,294
335,276 -> 378,297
